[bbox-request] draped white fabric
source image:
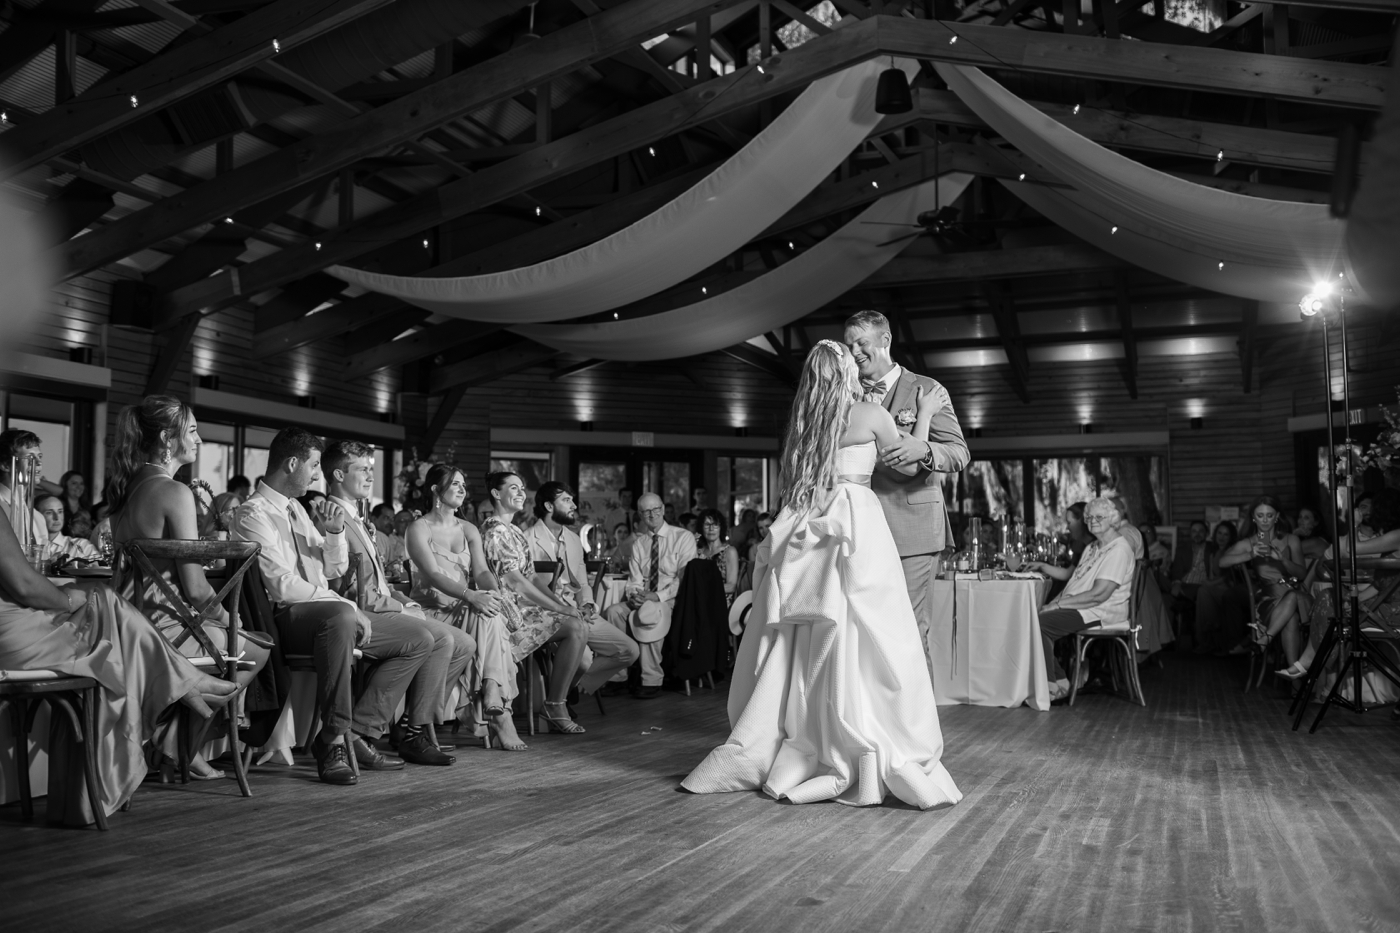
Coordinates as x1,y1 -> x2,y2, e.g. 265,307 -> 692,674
326,59 -> 905,323
512,175 -> 973,361
936,63 -> 1347,303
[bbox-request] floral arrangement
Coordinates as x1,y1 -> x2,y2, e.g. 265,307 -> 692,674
1359,387 -> 1400,484
396,442 -> 457,513
188,478 -> 213,515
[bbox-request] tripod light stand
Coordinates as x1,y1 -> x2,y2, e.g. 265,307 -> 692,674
1289,281 -> 1400,732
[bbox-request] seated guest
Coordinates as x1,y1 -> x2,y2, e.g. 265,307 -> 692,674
663,501 -> 678,526
227,475 -> 252,500
1168,520 -> 1211,630
232,428 -> 441,785
602,521 -> 633,574
696,508 -> 739,603
1192,520 -> 1249,654
1280,489 -> 1400,678
1218,495 -> 1308,666
1111,497 -> 1145,560
1293,506 -> 1330,562
0,518 -> 240,826
368,503 -> 406,567
57,469 -> 92,532
479,471 -> 590,732
106,395 -> 270,780
323,442 -> 473,759
209,492 -> 242,539
679,512 -> 699,535
605,492 -> 697,699
1024,497 -> 1137,700
38,496 -> 101,563
1141,524 -> 1171,572
0,429 -> 49,549
1062,501 -> 1092,567
729,508 -> 758,555
406,465 -> 527,751
603,488 -> 636,539
524,482 -> 639,699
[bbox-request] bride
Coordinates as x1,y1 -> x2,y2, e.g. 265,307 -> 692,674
682,340 -> 961,810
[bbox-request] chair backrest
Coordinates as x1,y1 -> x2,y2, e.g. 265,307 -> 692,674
1235,563 -> 1260,621
120,538 -> 260,665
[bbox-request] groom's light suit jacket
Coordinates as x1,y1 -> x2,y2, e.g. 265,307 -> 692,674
871,369 -> 971,557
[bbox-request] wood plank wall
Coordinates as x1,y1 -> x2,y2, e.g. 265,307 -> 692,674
18,275 -> 1399,528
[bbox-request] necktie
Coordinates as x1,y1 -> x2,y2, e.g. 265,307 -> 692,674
861,378 -> 886,404
647,532 -> 660,593
286,503 -> 310,581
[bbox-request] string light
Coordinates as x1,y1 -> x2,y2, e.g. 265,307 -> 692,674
871,181 -> 879,188
1216,150 -> 1224,162
272,38 -> 281,53
648,146 -> 656,156
1072,104 -> 1080,115
314,242 -> 322,251
949,36 -> 957,44
130,94 -> 139,108
613,312 -> 619,319
1017,173 -> 1025,181
422,238 -> 430,248
1111,225 -> 1118,234
0,112 -> 7,124
757,65 -> 765,74
535,206 -> 541,216
224,217 -> 234,224
701,286 -> 708,294
788,241 -> 794,249
1218,261 -> 1225,270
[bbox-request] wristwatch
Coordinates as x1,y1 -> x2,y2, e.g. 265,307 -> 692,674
919,440 -> 937,471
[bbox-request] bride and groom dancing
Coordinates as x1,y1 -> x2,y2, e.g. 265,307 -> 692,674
683,311 -> 972,810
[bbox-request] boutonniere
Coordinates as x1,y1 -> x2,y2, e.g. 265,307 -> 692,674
895,408 -> 917,429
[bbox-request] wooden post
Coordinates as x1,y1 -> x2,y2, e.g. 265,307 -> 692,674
696,13 -> 712,82
56,29 -> 76,104
759,0 -> 772,126
1062,0 -> 1079,34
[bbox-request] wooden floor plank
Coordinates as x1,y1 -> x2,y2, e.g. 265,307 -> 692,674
4,654 -> 1399,932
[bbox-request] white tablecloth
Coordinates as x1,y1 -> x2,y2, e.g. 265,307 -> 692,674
595,575 -> 630,612
927,577 -> 1051,711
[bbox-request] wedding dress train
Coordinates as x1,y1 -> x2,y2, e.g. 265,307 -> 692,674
682,443 -> 961,809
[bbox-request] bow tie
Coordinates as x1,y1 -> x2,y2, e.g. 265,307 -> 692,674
860,378 -> 887,402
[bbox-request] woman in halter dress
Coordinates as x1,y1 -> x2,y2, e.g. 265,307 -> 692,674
106,396 -> 270,780
682,340 -> 961,810
406,464 -> 530,751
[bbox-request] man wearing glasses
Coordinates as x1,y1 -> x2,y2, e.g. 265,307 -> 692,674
1024,497 -> 1137,701
604,492 -> 696,698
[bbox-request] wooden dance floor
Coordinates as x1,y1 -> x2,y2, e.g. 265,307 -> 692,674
5,655 -> 1400,933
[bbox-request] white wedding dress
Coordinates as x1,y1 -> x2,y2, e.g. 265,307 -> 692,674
682,442 -> 961,810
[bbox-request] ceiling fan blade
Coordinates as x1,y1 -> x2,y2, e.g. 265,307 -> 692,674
877,231 -> 925,248
861,221 -> 923,227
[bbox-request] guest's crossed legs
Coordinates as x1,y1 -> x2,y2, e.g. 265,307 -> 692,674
604,603 -> 662,686
1038,607 -> 1094,681
576,617 -> 639,694
366,610 -> 475,727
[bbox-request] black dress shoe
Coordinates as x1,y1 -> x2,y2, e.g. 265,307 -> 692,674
634,685 -> 661,700
312,738 -> 358,786
399,731 -> 456,766
352,736 -> 404,771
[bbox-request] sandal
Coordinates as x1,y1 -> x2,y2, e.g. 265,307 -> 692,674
485,713 -> 529,751
538,700 -> 585,734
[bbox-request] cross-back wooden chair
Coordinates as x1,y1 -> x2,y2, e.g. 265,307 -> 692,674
118,538 -> 261,796
1068,564 -> 1146,706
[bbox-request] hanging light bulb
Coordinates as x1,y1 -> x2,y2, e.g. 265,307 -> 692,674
871,181 -> 879,189
1018,173 -> 1025,181
272,38 -> 281,53
1216,150 -> 1224,162
613,312 -> 619,320
874,56 -> 912,115
535,206 -> 541,216
314,242 -> 322,251
788,241 -> 795,250
1218,261 -> 1225,270
757,65 -> 765,74
1072,104 -> 1080,115
423,238 -> 430,248
225,217 -> 234,224
702,286 -> 708,294
949,35 -> 958,44
130,94 -> 139,108
648,146 -> 656,156
1111,225 -> 1118,234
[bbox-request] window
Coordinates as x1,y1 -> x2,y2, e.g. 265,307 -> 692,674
577,459 -> 627,520
490,451 -> 552,495
193,421 -> 235,492
1032,456 -> 1166,536
718,455 -> 771,526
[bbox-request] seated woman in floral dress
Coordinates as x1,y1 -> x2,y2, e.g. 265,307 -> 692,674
406,464 -> 527,751
696,508 -> 739,604
479,471 -> 590,735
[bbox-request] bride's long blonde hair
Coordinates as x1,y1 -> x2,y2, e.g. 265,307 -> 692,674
779,339 -> 861,517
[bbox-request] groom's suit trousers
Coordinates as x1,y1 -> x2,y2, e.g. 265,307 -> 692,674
899,553 -> 940,680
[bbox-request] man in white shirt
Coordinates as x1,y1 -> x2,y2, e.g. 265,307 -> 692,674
605,492 -> 696,698
232,428 -> 437,785
603,487 -> 636,539
0,429 -> 49,552
369,503 -> 407,567
1028,497 -> 1138,700
323,440 -> 471,766
37,496 -> 100,563
525,482 -> 639,698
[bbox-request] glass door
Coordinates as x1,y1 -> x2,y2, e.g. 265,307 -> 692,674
571,447 -> 702,527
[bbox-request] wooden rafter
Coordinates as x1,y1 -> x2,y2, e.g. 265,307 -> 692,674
1116,271 -> 1138,399
864,244 -> 1124,287
981,281 -> 1031,403
720,343 -> 798,386
428,342 -> 562,394
58,0 -> 746,281
342,320 -> 504,381
0,0 -> 399,181
1239,299 -> 1259,393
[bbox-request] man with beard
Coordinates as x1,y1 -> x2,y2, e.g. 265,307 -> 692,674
526,481 -> 639,698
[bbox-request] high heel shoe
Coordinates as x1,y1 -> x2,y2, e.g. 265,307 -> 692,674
485,714 -> 529,752
1276,662 -> 1308,680
481,686 -> 507,718
538,701 -> 585,735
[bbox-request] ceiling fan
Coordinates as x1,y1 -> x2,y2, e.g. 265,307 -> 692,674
866,207 -> 1044,250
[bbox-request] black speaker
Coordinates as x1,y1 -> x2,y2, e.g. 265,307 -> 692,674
110,280 -> 158,330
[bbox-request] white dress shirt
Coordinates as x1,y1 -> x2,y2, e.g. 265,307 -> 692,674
864,363 -> 903,402
231,481 -> 349,607
524,519 -> 590,609
0,497 -> 48,549
46,533 -> 100,563
628,523 -> 698,603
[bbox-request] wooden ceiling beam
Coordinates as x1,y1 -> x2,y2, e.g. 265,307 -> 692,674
342,320 -> 506,381
865,244 -> 1124,287
429,342 -> 562,394
159,14 -> 1389,323
1116,271 -> 1138,399
59,0 -> 746,282
981,281 -> 1032,403
0,0 -> 396,181
1239,299 -> 1258,393
719,343 -> 798,386
912,321 -> 1239,351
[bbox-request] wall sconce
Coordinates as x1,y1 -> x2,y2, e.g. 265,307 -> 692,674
196,373 -> 220,390
970,427 -> 983,438
734,426 -> 749,437
68,346 -> 94,365
378,411 -> 397,424
580,420 -> 594,432
1190,417 -> 1203,430
296,394 -> 316,409
1079,422 -> 1093,435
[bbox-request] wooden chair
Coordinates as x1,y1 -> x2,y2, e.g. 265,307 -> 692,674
119,538 -> 261,796
0,671 -> 106,830
1240,564 -> 1291,692
1068,567 -> 1146,706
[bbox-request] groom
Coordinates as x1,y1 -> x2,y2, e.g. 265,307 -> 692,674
843,310 -> 970,672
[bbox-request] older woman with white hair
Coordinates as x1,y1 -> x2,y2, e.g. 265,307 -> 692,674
1024,496 -> 1138,700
